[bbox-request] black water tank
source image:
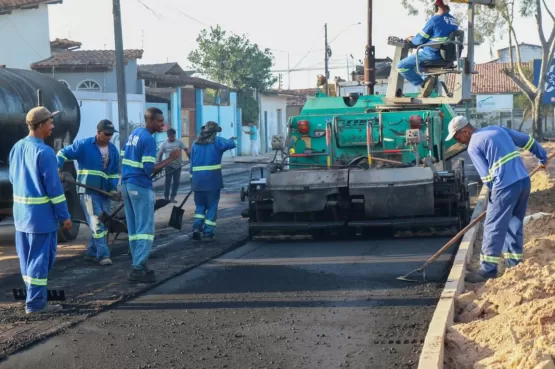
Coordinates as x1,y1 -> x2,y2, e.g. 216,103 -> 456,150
0,68 -> 81,167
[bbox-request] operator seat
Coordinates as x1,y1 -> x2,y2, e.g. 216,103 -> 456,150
420,30 -> 465,71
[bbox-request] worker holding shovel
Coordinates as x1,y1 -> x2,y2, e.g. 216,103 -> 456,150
57,119 -> 121,266
445,116 -> 548,283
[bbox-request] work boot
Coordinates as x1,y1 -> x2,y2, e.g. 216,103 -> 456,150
127,268 -> 156,283
203,234 -> 215,242
170,197 -> 177,204
84,255 -> 98,262
464,270 -> 493,283
418,76 -> 437,98
26,304 -> 63,315
192,230 -> 201,241
99,257 -> 113,266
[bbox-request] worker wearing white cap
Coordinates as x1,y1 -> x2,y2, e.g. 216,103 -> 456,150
445,115 -> 548,283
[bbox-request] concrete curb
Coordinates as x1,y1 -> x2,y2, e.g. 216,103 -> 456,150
417,186 -> 489,369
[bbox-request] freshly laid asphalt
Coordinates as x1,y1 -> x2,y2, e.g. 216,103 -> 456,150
1,233 -> 457,369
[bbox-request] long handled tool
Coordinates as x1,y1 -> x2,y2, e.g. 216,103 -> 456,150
397,153 -> 555,283
168,190 -> 193,230
62,178 -> 116,199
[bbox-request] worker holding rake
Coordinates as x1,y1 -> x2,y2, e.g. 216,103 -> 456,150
445,116 -> 548,283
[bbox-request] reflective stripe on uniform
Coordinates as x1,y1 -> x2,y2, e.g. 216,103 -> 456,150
194,214 -> 205,219
480,150 -> 521,183
120,150 -> 125,156
57,152 -> 68,161
192,164 -> 222,172
398,68 -> 409,72
13,194 -> 66,205
23,275 -> 47,286
122,158 -> 143,168
77,169 -> 120,180
142,156 -> 156,164
129,234 -> 154,241
503,252 -> 523,261
523,136 -> 534,151
419,31 -> 430,39
93,231 -> 107,239
480,254 -> 500,263
205,219 -> 216,226
431,37 -> 448,42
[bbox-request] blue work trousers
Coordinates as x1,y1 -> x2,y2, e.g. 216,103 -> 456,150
397,50 -> 441,86
193,190 -> 221,236
480,177 -> 530,276
122,183 -> 155,271
80,193 -> 111,260
15,231 -> 57,313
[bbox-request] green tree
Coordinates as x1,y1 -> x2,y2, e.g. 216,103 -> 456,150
401,0 -> 555,138
188,25 -> 277,124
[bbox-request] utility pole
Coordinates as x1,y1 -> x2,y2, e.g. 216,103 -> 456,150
287,53 -> 291,89
324,23 -> 329,95
113,0 -> 128,151
364,0 -> 375,95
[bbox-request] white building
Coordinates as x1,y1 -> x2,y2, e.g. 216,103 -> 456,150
0,0 -> 60,69
491,43 -> 543,63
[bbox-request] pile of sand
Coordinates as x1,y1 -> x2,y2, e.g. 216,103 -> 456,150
444,173 -> 555,369
528,171 -> 555,214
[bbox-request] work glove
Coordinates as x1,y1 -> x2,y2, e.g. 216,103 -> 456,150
109,191 -> 122,202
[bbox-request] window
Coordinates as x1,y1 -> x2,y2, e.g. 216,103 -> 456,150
58,80 -> 70,89
77,79 -> 101,91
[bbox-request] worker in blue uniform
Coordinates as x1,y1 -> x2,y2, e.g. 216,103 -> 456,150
56,119 -> 120,266
9,106 -> 72,314
445,116 -> 548,283
397,0 -> 459,98
121,107 -> 181,283
189,121 -> 237,242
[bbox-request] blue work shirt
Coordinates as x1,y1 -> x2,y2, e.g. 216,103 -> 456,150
121,127 -> 157,189
411,13 -> 459,56
189,137 -> 237,192
9,136 -> 71,233
468,126 -> 548,190
56,137 -> 120,194
250,126 -> 258,140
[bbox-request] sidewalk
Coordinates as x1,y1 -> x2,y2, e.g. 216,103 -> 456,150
152,152 -> 275,191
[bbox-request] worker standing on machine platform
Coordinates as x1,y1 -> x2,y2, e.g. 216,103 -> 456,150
9,106 -> 72,314
56,119 -> 120,266
121,107 -> 181,284
445,116 -> 548,283
397,0 -> 458,98
189,121 -> 237,242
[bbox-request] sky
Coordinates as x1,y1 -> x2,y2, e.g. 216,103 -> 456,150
48,0 -> 548,90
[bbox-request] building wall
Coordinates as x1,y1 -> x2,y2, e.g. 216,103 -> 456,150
200,91 -> 239,157
497,45 -> 542,63
37,59 -> 141,94
0,4 -> 52,69
252,94 -> 288,155
72,91 -> 146,152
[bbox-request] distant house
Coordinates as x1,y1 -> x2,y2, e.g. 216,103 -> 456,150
138,62 -> 241,157
495,43 -> 543,63
0,0 -> 62,69
31,42 -> 146,150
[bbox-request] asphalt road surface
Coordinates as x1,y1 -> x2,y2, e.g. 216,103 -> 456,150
1,234 -> 456,369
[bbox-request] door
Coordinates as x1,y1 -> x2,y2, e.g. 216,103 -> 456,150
264,111 -> 268,153
277,109 -> 283,136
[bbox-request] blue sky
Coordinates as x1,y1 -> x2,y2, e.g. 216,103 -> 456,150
48,0 -> 546,89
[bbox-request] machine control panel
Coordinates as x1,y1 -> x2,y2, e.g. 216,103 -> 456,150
406,129 -> 422,145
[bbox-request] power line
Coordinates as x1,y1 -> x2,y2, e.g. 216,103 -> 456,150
290,26 -> 325,70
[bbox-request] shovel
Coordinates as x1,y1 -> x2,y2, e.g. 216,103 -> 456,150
397,154 -> 554,283
62,178 -> 120,201
168,190 -> 193,230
